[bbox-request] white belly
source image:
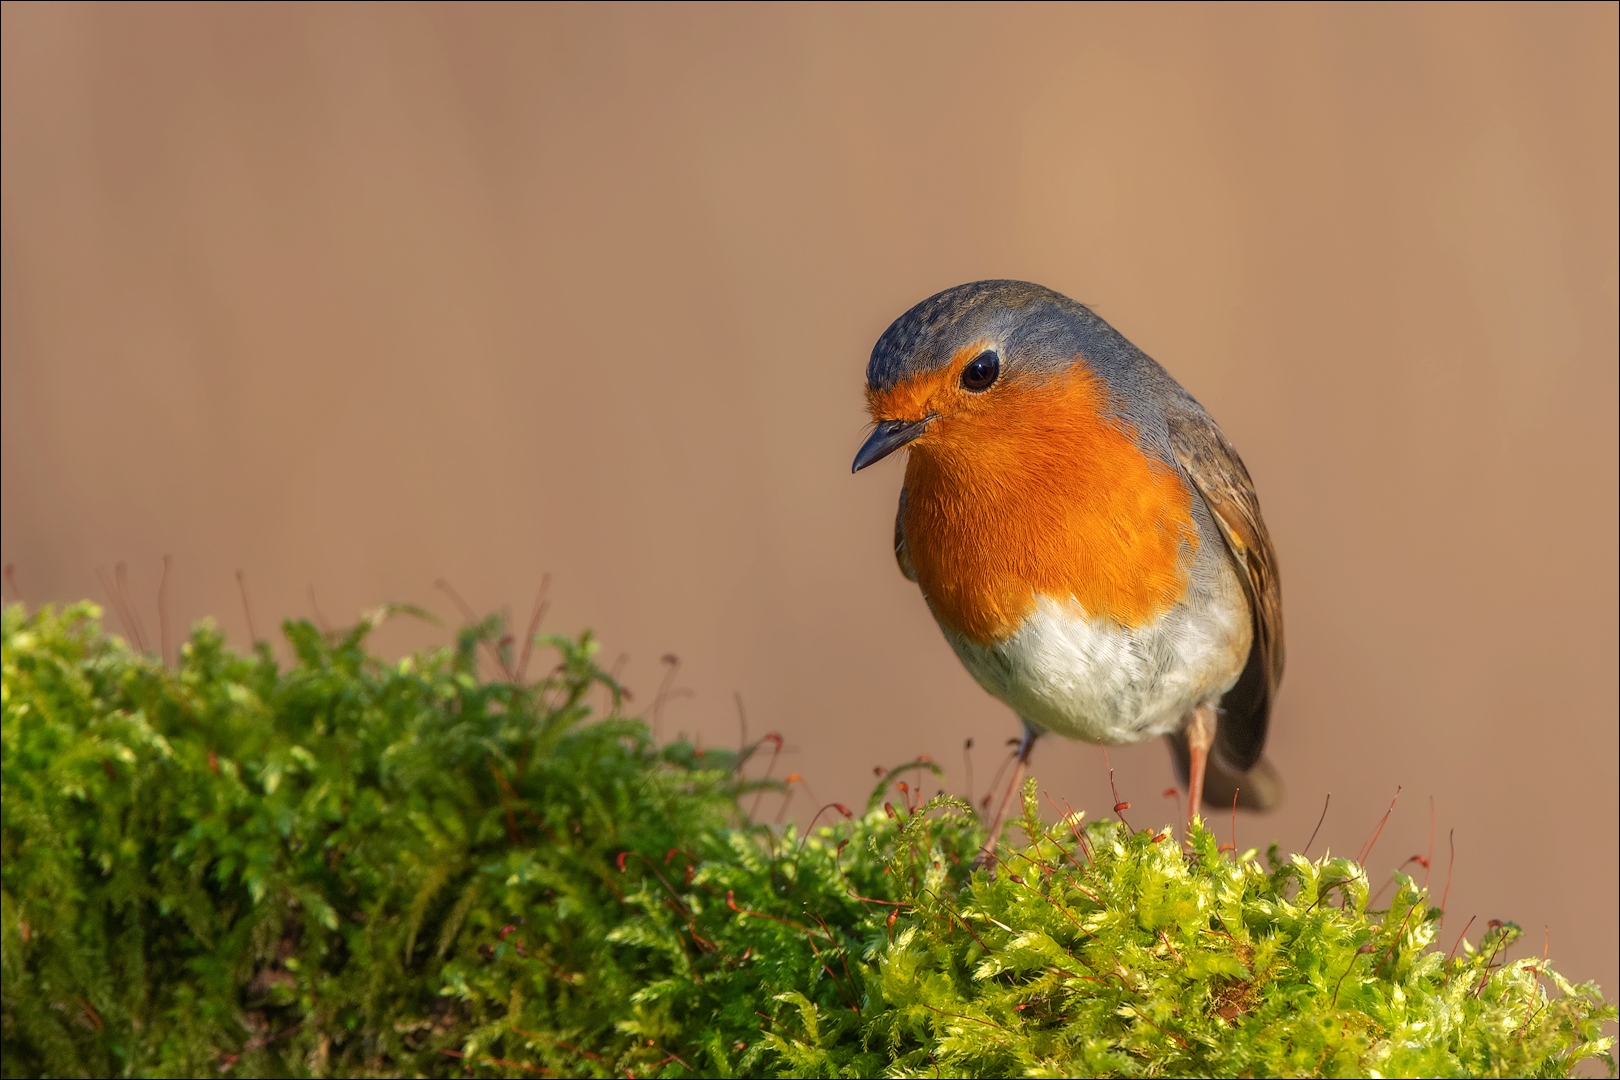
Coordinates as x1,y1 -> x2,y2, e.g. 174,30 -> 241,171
938,592 -> 1251,745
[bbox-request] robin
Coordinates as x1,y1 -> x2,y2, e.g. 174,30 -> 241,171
851,281 -> 1283,843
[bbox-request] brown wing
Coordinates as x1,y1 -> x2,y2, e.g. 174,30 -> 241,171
894,486 -> 918,582
1168,411 -> 1284,792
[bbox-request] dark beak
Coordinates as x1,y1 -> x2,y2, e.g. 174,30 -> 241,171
852,417 -> 934,473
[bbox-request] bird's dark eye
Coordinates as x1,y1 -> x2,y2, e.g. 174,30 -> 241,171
960,351 -> 1000,392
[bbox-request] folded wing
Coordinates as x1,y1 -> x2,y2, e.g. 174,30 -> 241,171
1168,411 -> 1285,808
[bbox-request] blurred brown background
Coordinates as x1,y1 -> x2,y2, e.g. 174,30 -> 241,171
4,2 -> 1616,1005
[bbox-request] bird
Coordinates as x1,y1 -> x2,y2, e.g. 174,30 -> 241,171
851,280 -> 1283,846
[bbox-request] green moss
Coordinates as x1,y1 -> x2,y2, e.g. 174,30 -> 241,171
3,602 -> 1613,1077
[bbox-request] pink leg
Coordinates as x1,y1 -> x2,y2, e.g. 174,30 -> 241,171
1185,705 -> 1216,833
977,726 -> 1038,868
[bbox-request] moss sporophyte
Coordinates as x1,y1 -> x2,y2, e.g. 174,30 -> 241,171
2,602 -> 1613,1077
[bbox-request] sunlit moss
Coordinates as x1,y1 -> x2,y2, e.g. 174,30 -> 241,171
3,603 -> 1613,1078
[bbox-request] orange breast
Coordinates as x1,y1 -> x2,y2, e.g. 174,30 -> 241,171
891,360 -> 1198,645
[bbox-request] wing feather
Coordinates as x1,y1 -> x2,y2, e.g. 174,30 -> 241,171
894,486 -> 918,582
1168,411 -> 1284,785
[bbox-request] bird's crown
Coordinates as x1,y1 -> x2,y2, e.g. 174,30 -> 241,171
867,280 -> 1111,394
